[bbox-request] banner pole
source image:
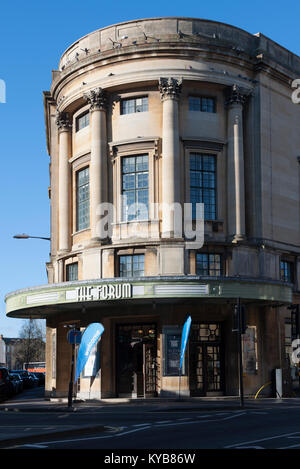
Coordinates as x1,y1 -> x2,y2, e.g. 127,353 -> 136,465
68,341 -> 75,408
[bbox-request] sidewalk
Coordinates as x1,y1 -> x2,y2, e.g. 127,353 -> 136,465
0,394 -> 258,413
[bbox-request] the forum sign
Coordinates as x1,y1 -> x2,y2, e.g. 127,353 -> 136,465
76,283 -> 132,302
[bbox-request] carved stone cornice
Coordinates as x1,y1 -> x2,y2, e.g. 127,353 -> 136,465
56,111 -> 72,131
225,84 -> 250,107
109,137 -> 161,164
159,77 -> 182,101
83,87 -> 108,111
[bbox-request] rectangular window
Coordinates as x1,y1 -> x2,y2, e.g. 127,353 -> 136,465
280,260 -> 294,283
76,167 -> 90,231
76,111 -> 90,132
189,96 -> 216,113
190,153 -> 216,220
122,155 -> 149,221
66,263 -> 78,281
119,254 -> 144,277
196,253 -> 222,276
121,96 -> 148,115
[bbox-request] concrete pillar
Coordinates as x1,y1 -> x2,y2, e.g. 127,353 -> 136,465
261,306 -> 283,396
56,111 -> 71,253
84,88 -> 108,243
55,324 -> 71,397
226,85 -> 248,243
159,77 -> 182,237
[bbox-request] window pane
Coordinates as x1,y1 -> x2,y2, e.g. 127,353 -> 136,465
209,254 -> 222,276
281,261 -> 293,282
121,97 -> 148,115
136,155 -> 148,172
119,255 -> 144,277
122,173 -> 135,190
66,263 -> 78,281
77,167 -> 90,231
122,157 -> 136,173
122,155 -> 149,221
201,97 -> 215,113
189,96 -> 201,111
76,112 -> 90,131
196,253 -> 222,277
189,96 -> 216,113
136,173 -> 148,189
196,253 -> 209,275
190,154 -> 216,220
136,97 -> 148,112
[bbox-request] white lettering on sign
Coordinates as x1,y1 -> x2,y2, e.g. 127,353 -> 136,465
76,283 -> 132,302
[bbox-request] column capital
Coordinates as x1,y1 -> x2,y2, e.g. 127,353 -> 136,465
159,77 -> 182,101
56,111 -> 72,131
83,87 -> 108,111
225,84 -> 250,107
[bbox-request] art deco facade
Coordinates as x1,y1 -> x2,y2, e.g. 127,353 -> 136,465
6,17 -> 300,399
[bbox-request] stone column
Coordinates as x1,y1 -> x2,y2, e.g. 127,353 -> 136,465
56,111 -> 71,253
159,77 -> 182,237
84,88 -> 108,243
226,85 -> 248,242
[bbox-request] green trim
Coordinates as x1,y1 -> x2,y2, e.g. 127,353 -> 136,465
5,276 -> 292,318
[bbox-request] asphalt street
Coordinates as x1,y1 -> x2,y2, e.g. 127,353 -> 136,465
1,387 -> 300,451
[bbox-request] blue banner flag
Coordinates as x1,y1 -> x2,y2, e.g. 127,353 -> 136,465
180,316 -> 192,371
74,323 -> 104,383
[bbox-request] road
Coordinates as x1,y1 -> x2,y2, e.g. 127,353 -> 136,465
2,388 -> 300,450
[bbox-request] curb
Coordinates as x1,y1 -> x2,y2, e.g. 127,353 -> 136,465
0,402 -> 253,413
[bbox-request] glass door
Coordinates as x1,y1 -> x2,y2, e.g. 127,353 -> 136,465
189,323 -> 223,396
116,324 -> 157,398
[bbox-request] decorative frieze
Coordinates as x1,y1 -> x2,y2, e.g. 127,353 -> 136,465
159,77 -> 182,101
83,87 -> 108,111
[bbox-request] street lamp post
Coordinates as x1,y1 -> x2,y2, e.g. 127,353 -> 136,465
64,324 -> 79,409
13,234 -> 51,241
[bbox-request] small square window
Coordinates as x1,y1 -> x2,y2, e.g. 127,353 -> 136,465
76,112 -> 90,132
196,253 -> 222,276
189,96 -> 216,113
119,254 -> 144,277
121,97 -> 148,115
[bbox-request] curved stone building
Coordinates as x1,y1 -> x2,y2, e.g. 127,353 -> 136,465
6,17 -> 300,399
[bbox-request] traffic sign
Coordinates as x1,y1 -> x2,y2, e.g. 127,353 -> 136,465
67,330 -> 82,344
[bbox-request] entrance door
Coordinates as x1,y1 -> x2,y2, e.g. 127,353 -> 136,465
189,323 -> 223,396
116,324 -> 157,398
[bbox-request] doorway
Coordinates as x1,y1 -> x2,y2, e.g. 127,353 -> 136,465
116,324 -> 157,398
189,323 -> 224,396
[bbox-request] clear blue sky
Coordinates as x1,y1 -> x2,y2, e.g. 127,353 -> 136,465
0,0 -> 299,337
